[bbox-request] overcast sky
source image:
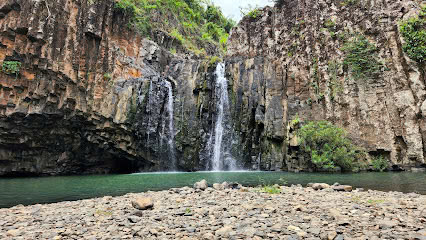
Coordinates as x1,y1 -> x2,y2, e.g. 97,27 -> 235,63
212,0 -> 272,22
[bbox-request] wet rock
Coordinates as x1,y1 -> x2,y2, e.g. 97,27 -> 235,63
131,197 -> 154,210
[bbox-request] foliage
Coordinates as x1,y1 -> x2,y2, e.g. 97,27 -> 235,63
371,155 -> 388,172
298,121 -> 361,171
290,114 -> 300,127
240,4 -> 261,19
340,0 -> 359,7
324,19 -> 336,30
259,185 -> 282,194
115,0 -> 235,56
254,177 -> 286,194
399,7 -> 426,64
2,61 -> 21,78
342,34 -> 383,80
207,55 -> 221,67
327,60 -> 343,101
103,73 -> 112,80
367,199 -> 386,205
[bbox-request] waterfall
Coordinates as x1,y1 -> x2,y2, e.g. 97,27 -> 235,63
211,63 -> 237,171
146,79 -> 153,143
164,81 -> 177,170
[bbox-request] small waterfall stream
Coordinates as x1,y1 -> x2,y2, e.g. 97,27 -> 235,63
211,63 -> 237,171
164,81 -> 177,170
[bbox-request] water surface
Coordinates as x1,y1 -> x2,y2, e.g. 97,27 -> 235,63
0,171 -> 425,208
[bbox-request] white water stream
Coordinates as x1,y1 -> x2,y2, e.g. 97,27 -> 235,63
211,63 -> 237,171
164,81 -> 177,170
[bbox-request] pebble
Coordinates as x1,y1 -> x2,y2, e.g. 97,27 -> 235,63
0,183 -> 423,239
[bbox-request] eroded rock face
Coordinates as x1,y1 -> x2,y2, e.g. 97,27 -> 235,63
0,0 -> 220,176
226,0 -> 426,171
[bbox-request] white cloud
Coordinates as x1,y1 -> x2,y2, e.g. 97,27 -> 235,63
212,0 -> 273,22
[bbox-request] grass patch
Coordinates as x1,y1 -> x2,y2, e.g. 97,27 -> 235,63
367,199 -> 386,205
259,185 -> 282,194
95,209 -> 113,216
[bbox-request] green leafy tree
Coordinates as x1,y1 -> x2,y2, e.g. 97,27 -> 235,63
399,7 -> 426,64
298,121 -> 361,171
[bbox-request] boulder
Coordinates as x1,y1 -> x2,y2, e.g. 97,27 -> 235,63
194,179 -> 208,190
213,183 -> 224,190
312,183 -> 330,190
332,185 -> 353,192
131,197 -> 154,210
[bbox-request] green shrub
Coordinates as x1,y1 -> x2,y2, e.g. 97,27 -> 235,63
342,34 -> 383,80
371,156 -> 388,172
298,121 -> 361,171
259,185 -> 282,194
103,73 -> 112,80
2,61 -> 21,78
399,7 -> 426,64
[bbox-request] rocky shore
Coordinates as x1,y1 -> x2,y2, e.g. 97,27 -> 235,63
0,181 -> 425,240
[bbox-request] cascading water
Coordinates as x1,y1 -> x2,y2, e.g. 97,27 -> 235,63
164,81 -> 177,170
146,79 -> 153,143
211,63 -> 237,171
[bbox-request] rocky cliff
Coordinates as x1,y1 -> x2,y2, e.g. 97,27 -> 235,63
0,0 -> 225,176
226,0 -> 426,171
1,0 -> 425,176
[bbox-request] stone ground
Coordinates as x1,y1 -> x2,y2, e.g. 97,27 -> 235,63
0,183 -> 425,240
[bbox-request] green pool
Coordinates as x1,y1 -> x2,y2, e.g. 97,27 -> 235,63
0,171 -> 425,208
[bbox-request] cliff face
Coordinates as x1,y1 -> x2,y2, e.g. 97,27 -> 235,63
226,0 -> 426,171
1,0 -> 425,176
0,0 -> 222,176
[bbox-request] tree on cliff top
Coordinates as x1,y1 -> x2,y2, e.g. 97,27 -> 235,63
115,0 -> 235,56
